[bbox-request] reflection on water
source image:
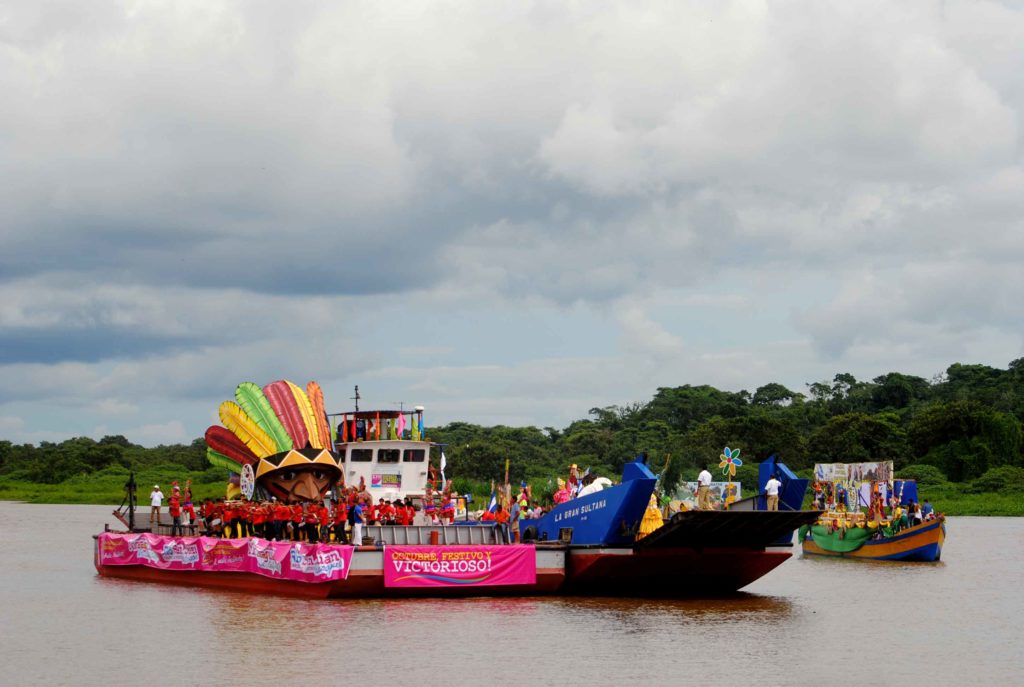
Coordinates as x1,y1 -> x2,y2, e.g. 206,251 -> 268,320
2,503 -> 1023,686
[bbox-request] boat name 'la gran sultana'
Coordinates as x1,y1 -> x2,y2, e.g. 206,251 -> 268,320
553,499 -> 607,522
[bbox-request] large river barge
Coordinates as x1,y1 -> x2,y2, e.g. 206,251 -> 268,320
94,381 -> 820,598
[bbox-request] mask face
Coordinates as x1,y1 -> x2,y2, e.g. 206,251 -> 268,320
260,466 -> 337,503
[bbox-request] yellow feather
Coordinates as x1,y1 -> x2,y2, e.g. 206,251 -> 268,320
219,401 -> 277,458
307,381 -> 333,450
286,381 -> 323,449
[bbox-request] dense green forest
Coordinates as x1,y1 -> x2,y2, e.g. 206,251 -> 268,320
2,360 -> 1024,511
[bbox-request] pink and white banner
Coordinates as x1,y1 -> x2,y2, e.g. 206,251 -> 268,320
97,533 -> 353,583
383,545 -> 536,588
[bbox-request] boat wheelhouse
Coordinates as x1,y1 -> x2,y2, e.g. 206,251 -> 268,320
329,406 -> 434,504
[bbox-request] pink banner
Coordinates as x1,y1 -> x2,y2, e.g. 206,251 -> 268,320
383,545 -> 536,588
98,533 -> 353,583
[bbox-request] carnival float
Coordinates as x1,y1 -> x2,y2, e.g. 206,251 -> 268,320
799,461 -> 946,562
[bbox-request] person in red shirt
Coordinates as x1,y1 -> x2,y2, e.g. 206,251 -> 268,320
332,502 -> 348,543
368,499 -> 380,526
317,503 -> 330,542
236,502 -> 250,538
222,502 -> 236,538
182,480 -> 197,530
252,502 -> 266,539
291,503 -> 303,541
273,500 -> 290,541
393,500 -> 407,526
440,492 -> 455,525
168,487 -> 182,536
199,499 -> 213,534
210,500 -> 224,537
494,504 -> 510,543
304,502 -> 320,543
480,509 -> 496,522
264,502 -> 276,539
379,499 -> 395,525
404,499 -> 417,526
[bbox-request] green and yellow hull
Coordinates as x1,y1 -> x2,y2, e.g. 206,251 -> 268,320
800,516 -> 945,562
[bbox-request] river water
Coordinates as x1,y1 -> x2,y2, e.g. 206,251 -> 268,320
1,503 -> 1021,686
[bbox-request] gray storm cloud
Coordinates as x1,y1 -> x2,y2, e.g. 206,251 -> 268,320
1,0 -> 1022,443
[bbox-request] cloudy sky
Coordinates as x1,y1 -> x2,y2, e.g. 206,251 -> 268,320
2,0 -> 1023,446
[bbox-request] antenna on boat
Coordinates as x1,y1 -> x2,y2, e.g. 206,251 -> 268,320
352,385 -> 361,412
390,401 -> 406,411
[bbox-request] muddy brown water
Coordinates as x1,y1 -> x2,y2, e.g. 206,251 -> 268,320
1,502 -> 1021,686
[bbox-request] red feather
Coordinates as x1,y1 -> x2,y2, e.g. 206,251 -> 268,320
263,380 -> 309,449
205,426 -> 259,466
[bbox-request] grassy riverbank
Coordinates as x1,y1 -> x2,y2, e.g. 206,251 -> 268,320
0,465 -> 226,505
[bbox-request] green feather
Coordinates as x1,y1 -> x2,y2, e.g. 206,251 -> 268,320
207,448 -> 243,474
235,382 -> 293,453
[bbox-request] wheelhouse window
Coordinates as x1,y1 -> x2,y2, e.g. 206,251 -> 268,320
403,449 -> 426,463
378,449 -> 400,464
351,448 -> 373,462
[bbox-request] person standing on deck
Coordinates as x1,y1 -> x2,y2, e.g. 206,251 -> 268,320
149,485 -> 164,530
494,504 -> 510,543
765,474 -> 783,511
351,499 -> 365,545
168,485 -> 182,536
696,466 -> 713,510
182,481 -> 196,529
332,500 -> 348,543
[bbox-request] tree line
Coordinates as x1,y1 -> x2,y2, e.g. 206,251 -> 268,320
2,360 -> 1022,495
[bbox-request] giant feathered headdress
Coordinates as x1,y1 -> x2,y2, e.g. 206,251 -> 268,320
205,380 -> 339,498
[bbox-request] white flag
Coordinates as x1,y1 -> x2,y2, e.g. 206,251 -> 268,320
440,450 -> 447,483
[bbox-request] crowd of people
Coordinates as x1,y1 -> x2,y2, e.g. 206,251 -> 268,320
811,480 -> 938,538
195,489 -> 427,543
147,478 -> 546,543
146,466 -> 593,544
149,480 -> 197,536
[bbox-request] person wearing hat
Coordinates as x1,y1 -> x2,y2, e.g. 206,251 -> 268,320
553,479 -> 570,505
568,464 -> 580,498
149,485 -> 164,530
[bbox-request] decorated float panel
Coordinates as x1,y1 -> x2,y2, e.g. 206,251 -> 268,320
205,380 -> 342,503
813,461 -> 894,512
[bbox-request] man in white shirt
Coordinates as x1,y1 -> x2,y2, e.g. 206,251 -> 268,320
697,467 -> 713,510
150,485 -> 164,530
765,475 -> 783,511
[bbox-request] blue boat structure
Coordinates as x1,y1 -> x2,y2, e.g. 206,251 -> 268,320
519,457 -> 821,594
